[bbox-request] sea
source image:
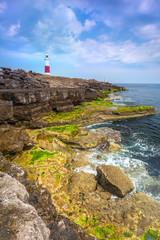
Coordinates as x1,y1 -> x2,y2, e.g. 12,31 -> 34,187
76,84 -> 160,203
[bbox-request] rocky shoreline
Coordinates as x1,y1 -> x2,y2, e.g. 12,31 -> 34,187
0,68 -> 160,240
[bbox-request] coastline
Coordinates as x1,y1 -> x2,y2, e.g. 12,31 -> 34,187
0,68 -> 160,240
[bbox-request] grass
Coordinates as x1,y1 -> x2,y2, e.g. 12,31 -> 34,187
46,125 -> 79,137
42,97 -> 155,125
29,150 -> 59,165
42,105 -> 86,123
83,100 -> 113,107
100,89 -> 119,98
117,105 -> 154,112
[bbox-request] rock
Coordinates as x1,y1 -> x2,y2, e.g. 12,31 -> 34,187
0,156 -> 97,240
0,171 -> 50,240
99,141 -> 121,153
94,127 -> 121,142
56,104 -> 74,112
50,215 -> 96,240
96,154 -> 103,160
0,100 -> 13,121
107,191 -> 160,235
57,127 -> 109,149
96,165 -> 134,197
109,142 -> 121,153
68,171 -> 97,198
0,67 -> 124,121
71,151 -> 94,170
0,125 -> 33,153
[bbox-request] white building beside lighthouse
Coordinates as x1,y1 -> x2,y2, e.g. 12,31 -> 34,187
44,54 -> 50,75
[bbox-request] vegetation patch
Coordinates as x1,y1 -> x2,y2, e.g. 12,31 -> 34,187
100,89 -> 119,98
88,225 -> 123,240
32,145 -> 38,150
117,105 -> 155,113
42,105 -> 86,123
29,150 -> 59,165
141,229 -> 159,240
83,100 -> 113,107
46,125 -> 79,137
55,173 -> 62,182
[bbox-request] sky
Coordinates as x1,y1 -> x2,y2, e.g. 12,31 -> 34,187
0,0 -> 160,83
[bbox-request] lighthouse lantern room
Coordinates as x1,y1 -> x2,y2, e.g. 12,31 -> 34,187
45,54 -> 50,75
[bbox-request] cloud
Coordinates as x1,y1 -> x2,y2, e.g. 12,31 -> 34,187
134,24 -> 160,39
83,19 -> 96,31
0,1 -> 7,13
8,22 -> 20,37
138,0 -> 155,13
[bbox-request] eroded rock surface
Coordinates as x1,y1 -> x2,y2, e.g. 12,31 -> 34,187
94,127 -> 121,142
0,125 -> 33,153
96,165 -> 134,197
0,171 -> 50,240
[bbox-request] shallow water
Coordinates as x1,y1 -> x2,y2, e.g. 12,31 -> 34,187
76,84 -> 160,202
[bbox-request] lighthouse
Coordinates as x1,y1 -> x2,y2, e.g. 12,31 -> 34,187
44,54 -> 50,75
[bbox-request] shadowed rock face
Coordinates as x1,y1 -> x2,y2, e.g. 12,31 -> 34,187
96,165 -> 134,197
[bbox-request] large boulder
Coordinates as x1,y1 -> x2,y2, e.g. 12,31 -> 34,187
0,125 -> 33,153
96,165 -> 134,197
0,171 -> 50,240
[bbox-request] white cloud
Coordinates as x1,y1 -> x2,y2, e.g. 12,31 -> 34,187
139,0 -> 155,13
0,1 -> 7,13
8,22 -> 20,37
83,19 -> 96,31
134,24 -> 160,39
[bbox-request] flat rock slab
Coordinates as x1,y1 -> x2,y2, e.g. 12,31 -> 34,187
96,165 -> 134,197
107,107 -> 118,110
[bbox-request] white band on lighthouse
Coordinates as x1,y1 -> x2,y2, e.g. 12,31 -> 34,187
45,54 -> 50,75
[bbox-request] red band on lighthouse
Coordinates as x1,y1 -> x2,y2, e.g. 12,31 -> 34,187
45,66 -> 50,73
44,54 -> 51,75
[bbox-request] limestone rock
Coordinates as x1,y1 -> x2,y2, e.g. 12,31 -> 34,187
0,125 -> 33,153
99,141 -> 121,153
0,100 -> 13,121
0,171 -> 50,240
96,165 -> 134,197
68,171 -> 97,198
94,127 -> 121,142
55,127 -> 109,149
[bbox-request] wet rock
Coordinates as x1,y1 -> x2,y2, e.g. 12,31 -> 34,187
0,171 -> 50,240
94,127 -> 121,142
96,165 -> 134,197
0,125 -> 33,153
98,141 -> 121,154
96,154 -> 103,160
0,100 -> 13,121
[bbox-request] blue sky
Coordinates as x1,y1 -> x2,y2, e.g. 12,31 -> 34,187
0,0 -> 160,83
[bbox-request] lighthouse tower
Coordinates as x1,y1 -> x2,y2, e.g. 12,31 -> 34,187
44,54 -> 50,75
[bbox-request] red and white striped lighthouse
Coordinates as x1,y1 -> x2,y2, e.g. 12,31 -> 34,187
44,54 -> 50,75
